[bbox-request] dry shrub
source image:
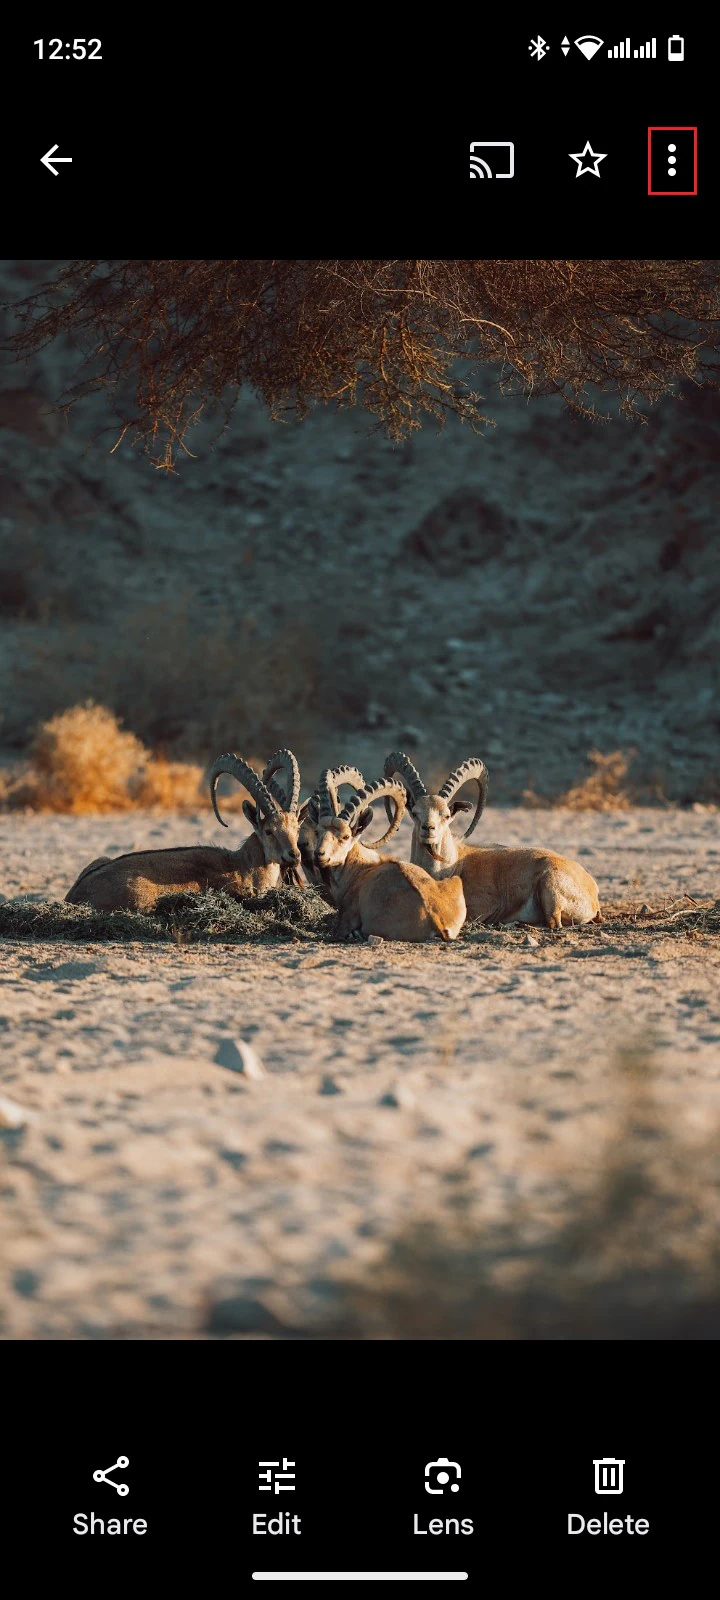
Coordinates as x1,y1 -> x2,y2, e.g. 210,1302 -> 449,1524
524,749 -> 637,810
2,702 -> 213,814
24,702 -> 146,812
134,757 -> 204,811
560,749 -> 636,810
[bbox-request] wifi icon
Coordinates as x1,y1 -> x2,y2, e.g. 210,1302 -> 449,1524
574,34 -> 604,59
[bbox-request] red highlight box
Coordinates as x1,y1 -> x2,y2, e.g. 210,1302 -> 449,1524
648,127 -> 698,195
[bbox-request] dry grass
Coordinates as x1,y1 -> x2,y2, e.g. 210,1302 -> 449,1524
0,702 -> 211,815
560,749 -> 638,810
0,886 -> 334,944
133,757 -> 206,810
524,748 -> 639,810
1,883 -> 718,946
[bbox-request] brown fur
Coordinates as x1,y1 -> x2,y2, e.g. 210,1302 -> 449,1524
311,816 -> 467,943
394,778 -> 601,928
445,846 -> 602,929
65,828 -> 301,914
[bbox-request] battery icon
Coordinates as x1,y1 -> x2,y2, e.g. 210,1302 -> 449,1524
668,34 -> 684,60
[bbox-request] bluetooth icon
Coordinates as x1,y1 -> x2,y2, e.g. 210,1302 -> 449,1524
529,36 -> 549,60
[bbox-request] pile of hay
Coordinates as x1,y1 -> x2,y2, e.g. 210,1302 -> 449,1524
0,886 -> 335,944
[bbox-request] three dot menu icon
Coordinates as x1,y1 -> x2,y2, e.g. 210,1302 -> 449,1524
648,127 -> 698,195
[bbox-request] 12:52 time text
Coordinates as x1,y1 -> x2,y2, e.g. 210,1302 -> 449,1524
34,39 -> 102,59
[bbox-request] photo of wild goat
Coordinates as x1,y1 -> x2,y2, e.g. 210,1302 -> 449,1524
65,749 -> 305,911
301,767 -> 467,942
64,744 -> 597,937
2,257 -> 720,1348
384,752 -> 602,929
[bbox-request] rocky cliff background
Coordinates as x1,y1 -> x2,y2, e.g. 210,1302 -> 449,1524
1,258 -> 718,804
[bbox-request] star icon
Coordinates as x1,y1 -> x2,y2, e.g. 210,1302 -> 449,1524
569,141 -> 607,177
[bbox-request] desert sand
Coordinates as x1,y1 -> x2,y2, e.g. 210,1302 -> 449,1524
1,805 -> 719,1338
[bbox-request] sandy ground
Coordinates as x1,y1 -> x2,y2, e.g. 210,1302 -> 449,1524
1,806 -> 720,1338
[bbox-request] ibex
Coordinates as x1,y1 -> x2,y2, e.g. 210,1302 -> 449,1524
65,750 -> 305,913
303,768 -> 467,942
384,752 -> 602,929
298,764 -> 368,892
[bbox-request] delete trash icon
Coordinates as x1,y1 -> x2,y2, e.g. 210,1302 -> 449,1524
593,1458 -> 624,1494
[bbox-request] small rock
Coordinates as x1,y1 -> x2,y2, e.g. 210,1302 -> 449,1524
13,1268 -> 40,1298
220,1148 -> 248,1171
378,1084 -> 416,1109
214,1038 -> 265,1079
0,1095 -> 32,1129
319,1075 -> 343,1096
366,934 -> 385,946
638,903 -> 651,915
205,1294 -> 285,1336
523,934 -> 540,948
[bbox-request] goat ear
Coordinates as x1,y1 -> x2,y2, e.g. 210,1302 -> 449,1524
354,808 -> 374,836
450,800 -> 472,815
242,799 -> 259,829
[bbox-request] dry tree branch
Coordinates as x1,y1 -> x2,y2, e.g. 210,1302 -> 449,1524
4,259 -> 720,466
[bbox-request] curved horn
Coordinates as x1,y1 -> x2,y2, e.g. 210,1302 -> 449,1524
298,793 -> 317,823
383,750 -> 427,828
303,764 -> 366,831
208,753 -> 279,829
262,748 -> 301,813
339,779 -> 407,846
329,764 -> 367,796
438,757 -> 489,840
317,767 -> 340,823
383,751 -> 428,801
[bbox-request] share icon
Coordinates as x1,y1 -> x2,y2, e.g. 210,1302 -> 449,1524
93,1456 -> 130,1495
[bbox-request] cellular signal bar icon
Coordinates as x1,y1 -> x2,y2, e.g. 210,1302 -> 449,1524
608,37 -> 656,58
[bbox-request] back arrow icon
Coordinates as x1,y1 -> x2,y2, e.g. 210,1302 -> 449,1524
41,144 -> 72,176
